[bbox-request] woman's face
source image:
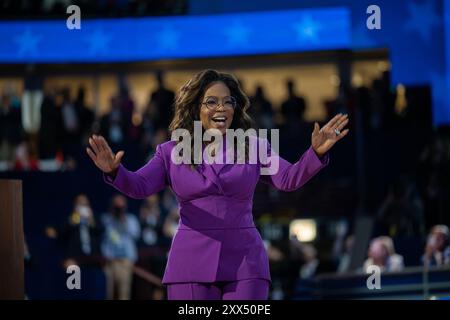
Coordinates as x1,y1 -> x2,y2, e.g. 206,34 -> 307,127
199,81 -> 235,135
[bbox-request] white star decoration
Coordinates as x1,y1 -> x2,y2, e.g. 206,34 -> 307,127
156,27 -> 180,50
85,29 -> 112,54
404,0 -> 441,42
14,28 -> 41,55
223,22 -> 251,47
293,16 -> 322,43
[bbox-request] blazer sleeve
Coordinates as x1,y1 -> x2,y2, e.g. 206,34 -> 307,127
103,144 -> 168,199
259,140 -> 330,192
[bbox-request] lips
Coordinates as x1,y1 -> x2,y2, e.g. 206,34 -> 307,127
211,116 -> 227,123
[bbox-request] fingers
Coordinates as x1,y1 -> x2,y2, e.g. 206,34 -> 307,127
88,135 -> 101,154
337,128 -> 349,140
114,150 -> 125,166
99,136 -> 112,154
89,134 -> 112,156
336,117 -> 349,131
323,113 -> 343,130
86,147 -> 98,164
313,122 -> 320,135
92,135 -> 106,153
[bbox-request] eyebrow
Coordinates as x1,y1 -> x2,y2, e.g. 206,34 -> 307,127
204,95 -> 233,99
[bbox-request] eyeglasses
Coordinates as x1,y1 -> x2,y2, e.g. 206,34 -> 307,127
201,96 -> 237,111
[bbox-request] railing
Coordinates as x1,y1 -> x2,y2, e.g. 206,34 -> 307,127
294,266 -> 450,300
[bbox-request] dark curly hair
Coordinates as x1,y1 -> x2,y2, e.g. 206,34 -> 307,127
169,69 -> 255,166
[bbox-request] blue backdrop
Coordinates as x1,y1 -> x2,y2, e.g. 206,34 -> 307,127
1,8 -> 350,62
0,0 -> 448,125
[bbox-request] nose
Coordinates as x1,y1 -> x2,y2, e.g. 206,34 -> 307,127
216,100 -> 227,110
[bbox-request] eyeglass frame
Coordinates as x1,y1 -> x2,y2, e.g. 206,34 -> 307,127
201,95 -> 238,111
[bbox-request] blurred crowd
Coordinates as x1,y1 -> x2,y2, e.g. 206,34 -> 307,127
0,0 -> 188,19
0,71 -> 175,171
266,222 -> 450,299
43,191 -> 179,300
3,68 -> 450,299
39,189 -> 450,300
4,70 -> 441,169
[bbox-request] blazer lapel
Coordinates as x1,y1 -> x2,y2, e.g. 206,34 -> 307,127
214,142 -> 234,176
196,163 -> 224,193
195,140 -> 235,193
214,162 -> 232,176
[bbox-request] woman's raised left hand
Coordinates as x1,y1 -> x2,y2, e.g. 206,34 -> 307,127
311,113 -> 349,157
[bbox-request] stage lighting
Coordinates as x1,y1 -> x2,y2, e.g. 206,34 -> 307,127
289,219 -> 317,242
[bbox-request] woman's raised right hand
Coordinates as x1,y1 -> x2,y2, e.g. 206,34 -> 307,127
86,135 -> 124,177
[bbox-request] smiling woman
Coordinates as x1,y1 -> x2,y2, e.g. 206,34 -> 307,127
170,69 -> 253,133
200,92 -> 236,133
168,70 -> 255,166
86,69 -> 349,300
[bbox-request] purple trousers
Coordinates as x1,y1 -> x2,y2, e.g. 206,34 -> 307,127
166,279 -> 270,300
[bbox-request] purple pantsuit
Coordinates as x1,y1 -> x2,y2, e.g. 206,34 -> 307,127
104,136 -> 330,299
166,279 -> 270,300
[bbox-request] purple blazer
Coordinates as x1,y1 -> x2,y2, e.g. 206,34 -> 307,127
104,137 -> 329,284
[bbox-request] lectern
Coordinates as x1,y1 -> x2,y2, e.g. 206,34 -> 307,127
0,179 -> 24,299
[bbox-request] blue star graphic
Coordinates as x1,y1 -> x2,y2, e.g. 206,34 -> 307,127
156,27 -> 180,50
293,16 -> 322,43
404,0 -> 441,42
85,29 -> 112,54
223,22 -> 250,47
14,28 -> 41,55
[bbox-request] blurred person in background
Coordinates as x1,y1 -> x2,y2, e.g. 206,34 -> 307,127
0,92 -> 23,166
335,235 -> 355,274
139,127 -> 170,170
363,236 -> 404,273
59,87 -> 84,165
74,86 -> 95,144
101,194 -> 140,300
100,96 -> 128,146
249,85 -> 274,129
13,138 -> 39,171
161,188 -> 178,217
331,220 -> 349,265
39,88 -> 64,161
99,78 -> 138,148
331,219 -> 355,273
45,194 -> 105,298
150,128 -> 170,158
133,195 -> 167,299
263,240 -> 285,299
375,176 -> 425,238
325,83 -> 356,127
298,244 -> 319,280
371,71 -> 397,132
423,225 -> 450,268
284,236 -> 320,299
118,81 -> 140,142
279,79 -> 311,162
147,70 -> 175,131
138,195 -> 164,249
162,207 -> 180,240
280,79 -> 306,123
60,88 -> 79,146
417,135 -> 450,229
46,194 -> 104,266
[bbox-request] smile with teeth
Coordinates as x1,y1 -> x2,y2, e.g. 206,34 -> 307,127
211,116 -> 227,123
